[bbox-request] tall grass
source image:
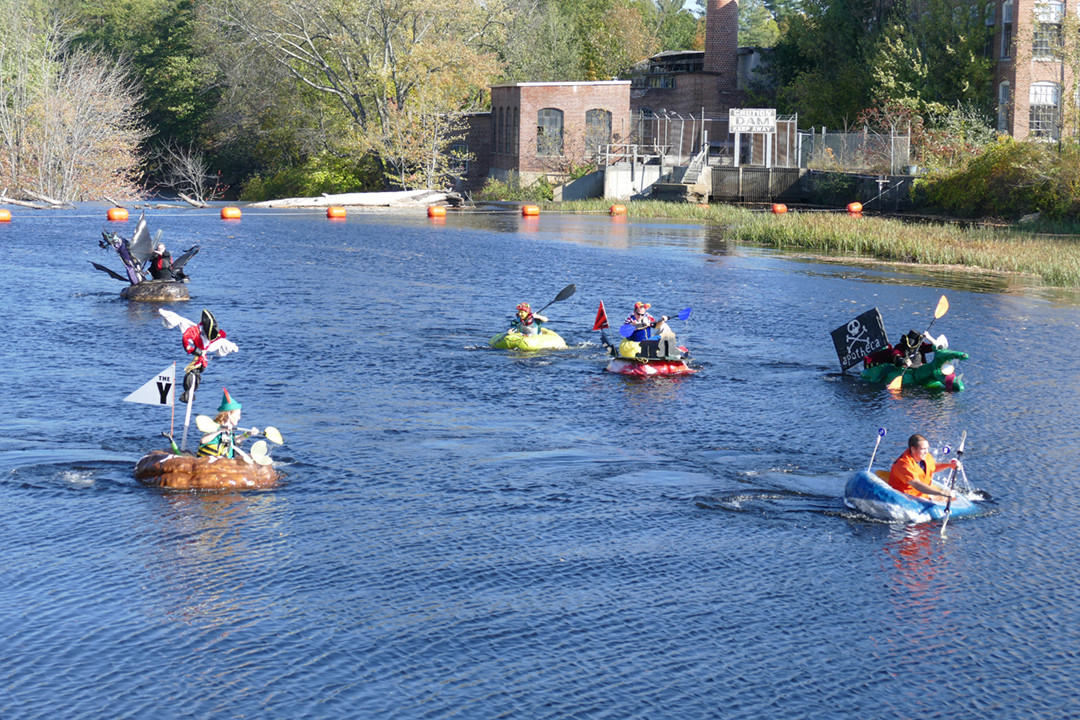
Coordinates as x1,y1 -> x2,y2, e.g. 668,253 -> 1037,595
545,200 -> 1080,288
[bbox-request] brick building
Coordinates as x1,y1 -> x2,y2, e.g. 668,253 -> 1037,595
486,81 -> 632,186
992,0 -> 1077,140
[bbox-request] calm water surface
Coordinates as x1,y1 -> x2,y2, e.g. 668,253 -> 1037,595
2,206 -> 1079,718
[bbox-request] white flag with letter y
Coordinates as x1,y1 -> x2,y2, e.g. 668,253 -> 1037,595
124,365 -> 175,406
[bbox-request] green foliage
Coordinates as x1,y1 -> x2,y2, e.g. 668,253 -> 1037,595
474,175 -> 554,202
867,0 -> 995,118
739,0 -> 780,48
71,0 -> 219,148
239,154 -> 381,201
915,139 -> 1080,220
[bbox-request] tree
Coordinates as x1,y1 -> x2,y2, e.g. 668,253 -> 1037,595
556,0 -> 659,80
739,0 -> 780,47
0,2 -> 146,200
70,0 -> 220,149
207,0 -> 507,189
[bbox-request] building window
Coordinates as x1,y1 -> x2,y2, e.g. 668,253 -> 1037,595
1029,82 -> 1060,139
997,81 -> 1011,132
1033,1 -> 1063,59
585,109 -> 612,158
450,142 -> 469,175
537,108 -> 563,156
638,107 -> 656,147
1001,0 -> 1013,58
984,2 -> 996,57
512,112 -> 519,156
496,107 -> 503,154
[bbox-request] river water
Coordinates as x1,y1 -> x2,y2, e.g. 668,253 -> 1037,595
2,206 -> 1079,718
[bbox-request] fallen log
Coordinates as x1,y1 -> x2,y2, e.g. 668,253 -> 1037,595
178,193 -> 209,208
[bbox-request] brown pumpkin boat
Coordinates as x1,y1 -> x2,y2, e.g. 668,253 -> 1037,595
134,450 -> 278,490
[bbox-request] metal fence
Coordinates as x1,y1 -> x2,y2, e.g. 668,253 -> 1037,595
797,128 -> 911,174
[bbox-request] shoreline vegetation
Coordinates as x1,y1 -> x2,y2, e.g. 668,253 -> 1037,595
540,200 -> 1080,289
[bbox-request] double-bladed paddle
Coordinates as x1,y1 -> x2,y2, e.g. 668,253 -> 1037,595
196,414 -> 284,444
535,284 -> 576,314
619,307 -> 693,339
940,430 -> 967,537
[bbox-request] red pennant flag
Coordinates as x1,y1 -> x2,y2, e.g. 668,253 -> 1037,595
593,301 -> 609,331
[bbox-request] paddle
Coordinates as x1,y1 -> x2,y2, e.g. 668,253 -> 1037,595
887,295 -> 949,390
196,414 -> 284,444
619,307 -> 693,339
867,427 -> 886,471
940,430 -> 967,537
535,284 -> 576,314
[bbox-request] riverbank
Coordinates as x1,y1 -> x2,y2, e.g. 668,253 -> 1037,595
545,200 -> 1080,288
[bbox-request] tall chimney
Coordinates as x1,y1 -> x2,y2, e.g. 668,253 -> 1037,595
704,0 -> 739,88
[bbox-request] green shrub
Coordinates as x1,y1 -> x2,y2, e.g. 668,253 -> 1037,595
474,175 -> 554,202
239,154 -> 380,201
916,138 -> 1080,219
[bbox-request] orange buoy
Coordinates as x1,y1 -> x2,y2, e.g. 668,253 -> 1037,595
771,203 -> 788,214
107,207 -> 129,221
847,202 -> 863,214
221,206 -> 242,220
326,206 -> 346,219
427,205 -> 447,218
0,209 -> 11,222
521,204 -> 540,217
609,204 -> 626,216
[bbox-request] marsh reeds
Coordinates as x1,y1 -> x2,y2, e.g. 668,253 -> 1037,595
543,200 -> 1080,288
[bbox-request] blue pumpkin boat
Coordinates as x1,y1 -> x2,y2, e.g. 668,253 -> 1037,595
844,470 -> 979,523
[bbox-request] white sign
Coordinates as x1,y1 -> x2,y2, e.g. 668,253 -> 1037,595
124,364 -> 175,406
730,108 -> 777,134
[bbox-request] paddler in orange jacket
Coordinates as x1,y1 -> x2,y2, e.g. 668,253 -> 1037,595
889,434 -> 960,500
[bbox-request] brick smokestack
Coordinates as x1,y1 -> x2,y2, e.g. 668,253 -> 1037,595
704,0 -> 739,86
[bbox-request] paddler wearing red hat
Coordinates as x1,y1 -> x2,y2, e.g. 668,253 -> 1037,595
510,302 -> 549,337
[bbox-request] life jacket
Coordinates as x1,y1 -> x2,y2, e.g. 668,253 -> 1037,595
888,448 -> 937,499
198,429 -> 234,459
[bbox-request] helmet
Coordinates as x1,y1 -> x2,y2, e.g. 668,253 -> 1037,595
516,302 -> 531,316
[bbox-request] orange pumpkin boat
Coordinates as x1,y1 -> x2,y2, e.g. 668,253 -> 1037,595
134,450 -> 279,490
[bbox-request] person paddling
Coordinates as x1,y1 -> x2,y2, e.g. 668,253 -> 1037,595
888,434 -> 960,501
624,301 -> 670,341
511,302 -> 548,337
199,389 -> 259,459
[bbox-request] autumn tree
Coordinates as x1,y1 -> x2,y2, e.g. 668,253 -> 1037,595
206,0 -> 506,190
0,1 -> 146,200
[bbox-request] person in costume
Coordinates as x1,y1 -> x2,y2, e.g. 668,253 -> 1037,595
510,302 -> 548,336
149,243 -> 177,281
624,301 -> 670,342
159,308 -> 239,403
888,434 -> 959,500
199,389 -> 259,459
864,330 -> 934,369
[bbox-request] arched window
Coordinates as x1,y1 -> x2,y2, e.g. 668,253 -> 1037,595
537,108 -> 563,156
496,107 -> 503,154
585,109 -> 612,158
997,81 -> 1011,132
1029,82 -> 1060,139
512,111 -> 519,156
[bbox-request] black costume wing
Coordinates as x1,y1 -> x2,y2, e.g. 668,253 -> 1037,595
127,211 -> 155,265
89,261 -> 130,283
172,245 -> 200,270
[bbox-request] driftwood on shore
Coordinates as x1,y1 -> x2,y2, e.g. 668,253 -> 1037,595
0,190 -> 47,209
23,189 -> 73,207
248,189 -> 452,209
178,193 -> 210,208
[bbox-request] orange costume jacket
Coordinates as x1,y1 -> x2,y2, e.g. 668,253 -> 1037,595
889,448 -> 939,499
